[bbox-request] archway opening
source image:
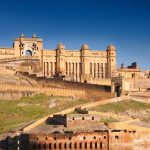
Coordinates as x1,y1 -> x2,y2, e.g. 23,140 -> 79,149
115,84 -> 121,97
25,50 -> 32,56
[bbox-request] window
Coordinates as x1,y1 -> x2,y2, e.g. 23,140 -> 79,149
90,142 -> 92,148
59,143 -> 62,149
64,143 -> 67,148
32,144 -> 36,149
49,143 -> 51,149
80,142 -> 82,148
54,143 -> 56,149
115,135 -> 119,139
69,143 -> 72,148
44,143 -> 46,149
85,142 -> 87,148
100,142 -> 102,148
38,144 -> 41,149
74,143 -> 77,148
95,142 -> 97,148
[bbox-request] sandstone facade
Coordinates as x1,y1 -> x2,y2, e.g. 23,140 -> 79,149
0,34 -> 117,83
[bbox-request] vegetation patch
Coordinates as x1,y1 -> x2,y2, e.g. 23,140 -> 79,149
89,100 -> 150,113
0,94 -> 88,134
100,117 -> 119,123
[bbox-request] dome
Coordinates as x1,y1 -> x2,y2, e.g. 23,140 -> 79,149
57,43 -> 65,49
20,33 -> 25,38
81,43 -> 90,50
107,44 -> 116,51
32,34 -> 37,38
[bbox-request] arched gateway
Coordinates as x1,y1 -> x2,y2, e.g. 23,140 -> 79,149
25,50 -> 32,56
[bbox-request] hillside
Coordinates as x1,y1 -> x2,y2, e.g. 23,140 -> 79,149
0,94 -> 89,134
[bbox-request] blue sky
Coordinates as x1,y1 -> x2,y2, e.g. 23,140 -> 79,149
0,0 -> 149,69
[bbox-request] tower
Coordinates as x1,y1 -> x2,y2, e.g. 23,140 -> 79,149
80,43 -> 90,82
56,43 -> 66,76
107,44 -> 117,78
13,33 -> 43,58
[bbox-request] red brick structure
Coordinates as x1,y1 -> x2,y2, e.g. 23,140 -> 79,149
18,114 -> 136,149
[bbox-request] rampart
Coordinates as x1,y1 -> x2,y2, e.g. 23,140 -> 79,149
0,91 -> 34,100
22,73 -> 111,92
0,83 -> 85,98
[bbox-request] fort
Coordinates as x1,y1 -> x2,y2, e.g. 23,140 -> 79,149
0,35 -> 150,149
0,34 -> 149,99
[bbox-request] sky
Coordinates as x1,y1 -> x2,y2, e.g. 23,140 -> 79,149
0,0 -> 149,69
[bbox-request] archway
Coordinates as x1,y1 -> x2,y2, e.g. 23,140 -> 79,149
25,50 -> 32,56
115,84 -> 121,97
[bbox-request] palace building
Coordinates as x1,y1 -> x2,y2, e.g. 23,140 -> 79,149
0,34 -> 117,83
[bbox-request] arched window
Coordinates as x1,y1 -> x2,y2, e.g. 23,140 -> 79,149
90,142 -> 92,148
49,143 -> 51,149
32,144 -> 36,149
95,142 -> 97,148
100,142 -> 103,148
69,143 -> 72,148
74,143 -> 77,148
38,143 -> 41,149
44,143 -> 46,149
59,143 -> 62,149
64,143 -> 67,149
80,142 -> 82,148
25,50 -> 32,56
85,142 -> 87,148
54,143 -> 56,149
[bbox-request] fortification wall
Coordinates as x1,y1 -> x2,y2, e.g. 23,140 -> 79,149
0,83 -> 85,98
0,91 -> 34,100
109,129 -> 135,145
23,74 -> 111,92
125,77 -> 150,90
130,91 -> 150,103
